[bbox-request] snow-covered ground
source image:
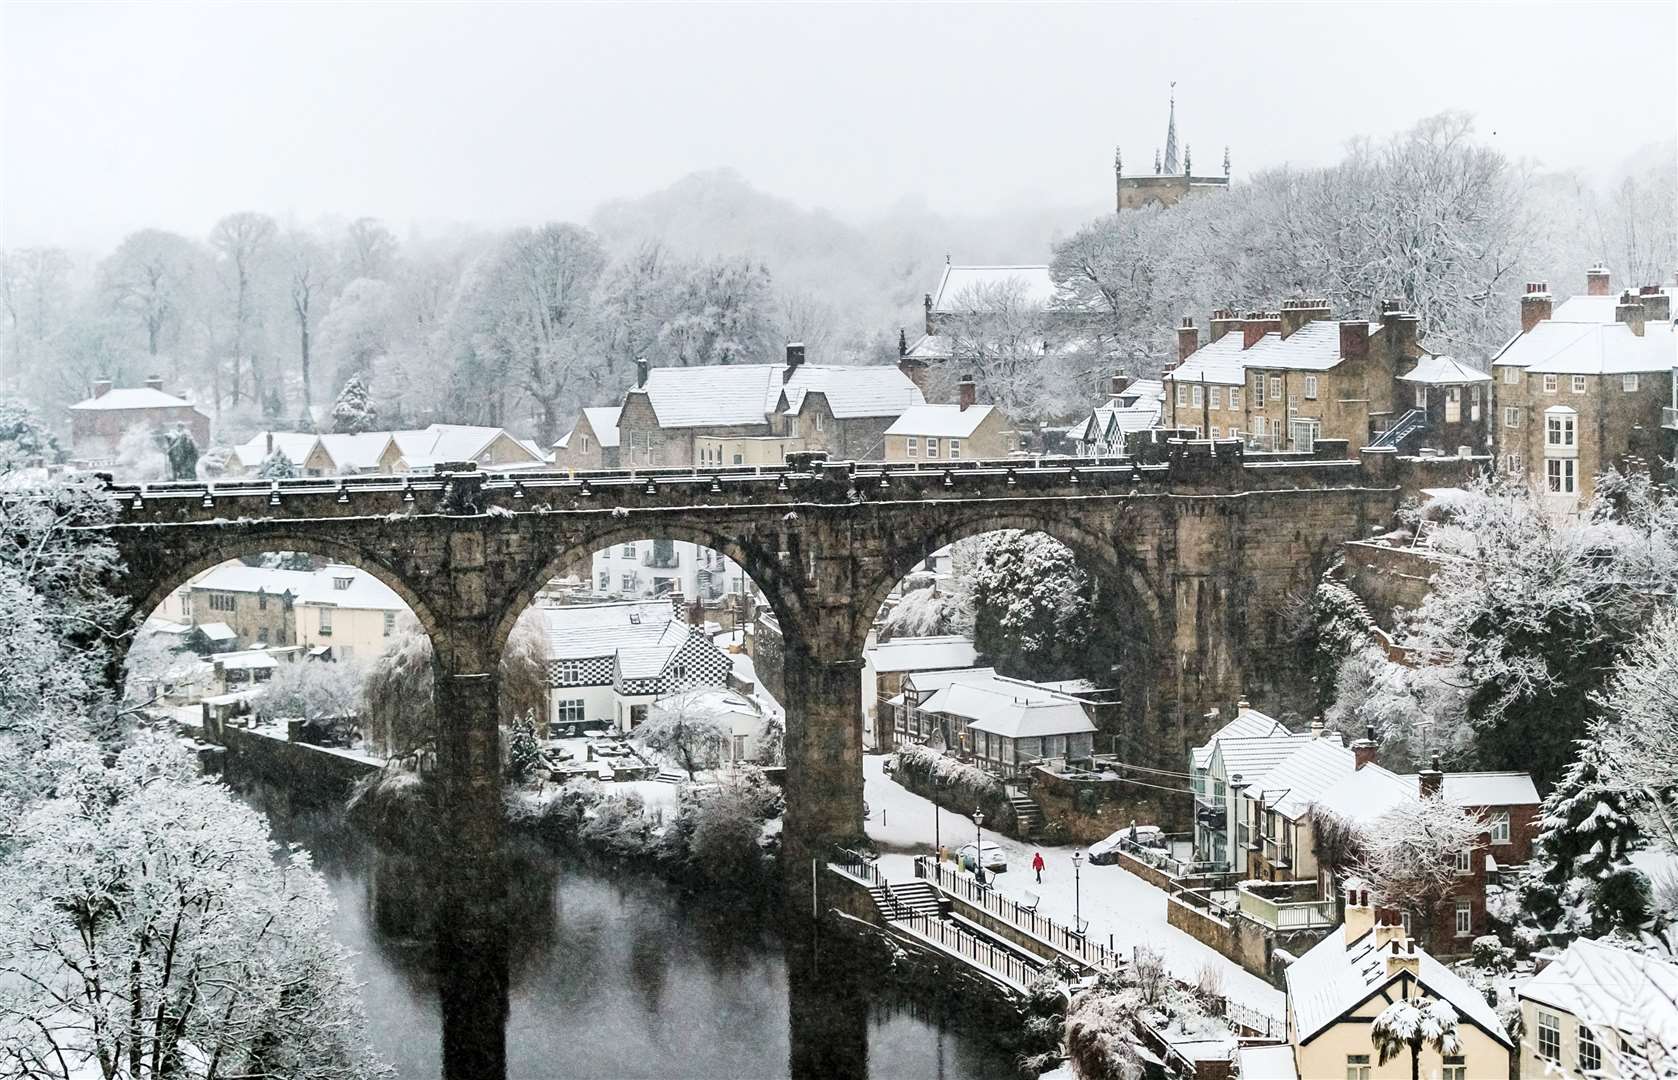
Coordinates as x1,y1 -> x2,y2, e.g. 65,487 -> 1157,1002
862,753 -> 1285,1020
712,628 -> 783,719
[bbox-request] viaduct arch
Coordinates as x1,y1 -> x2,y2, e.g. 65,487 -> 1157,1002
90,447 -> 1477,881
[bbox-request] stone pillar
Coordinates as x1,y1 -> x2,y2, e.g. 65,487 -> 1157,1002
786,936 -> 869,1080
434,850 -> 510,1080
780,645 -> 866,916
434,667 -> 503,853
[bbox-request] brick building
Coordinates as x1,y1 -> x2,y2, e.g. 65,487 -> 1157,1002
68,377 -> 210,464
609,346 -> 923,468
1491,268 -> 1675,512
1163,299 -> 1491,457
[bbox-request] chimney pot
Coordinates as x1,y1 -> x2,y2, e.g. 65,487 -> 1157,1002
144,374 -> 164,392
634,357 -> 650,388
958,376 -> 976,412
1352,724 -> 1378,770
1280,298 -> 1332,339
1209,309 -> 1243,343
1587,266 -> 1612,296
1615,293 -> 1646,337
1109,372 -> 1132,398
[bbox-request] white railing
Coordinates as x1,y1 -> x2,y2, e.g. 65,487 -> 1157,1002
914,855 -> 1117,969
893,910 -> 1043,991
1663,406 -> 1678,430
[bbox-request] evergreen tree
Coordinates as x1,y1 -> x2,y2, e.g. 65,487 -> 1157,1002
506,711 -> 542,783
1537,741 -> 1642,886
257,450 -> 298,479
0,396 -> 62,468
331,374 -> 379,434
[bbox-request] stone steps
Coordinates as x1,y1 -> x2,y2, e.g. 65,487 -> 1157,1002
869,880 -> 943,921
1008,792 -> 1044,835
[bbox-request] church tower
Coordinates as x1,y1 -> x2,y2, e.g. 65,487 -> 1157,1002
1115,88 -> 1231,212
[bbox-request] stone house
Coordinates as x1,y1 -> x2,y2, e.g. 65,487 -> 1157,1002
1491,268 -> 1675,513
1516,937 -> 1678,1080
882,379 -> 1015,462
862,636 -> 983,751
68,377 -> 211,464
186,563 -> 314,648
1275,888 -> 1514,1080
610,347 -> 924,468
906,670 -> 1098,777
552,406 -> 621,471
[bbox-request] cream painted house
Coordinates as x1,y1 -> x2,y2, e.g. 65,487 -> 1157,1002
1517,938 -> 1678,1079
293,565 -> 409,663
1280,887 -> 1514,1080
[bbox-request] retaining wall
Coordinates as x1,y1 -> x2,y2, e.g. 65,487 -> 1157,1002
221,725 -> 381,804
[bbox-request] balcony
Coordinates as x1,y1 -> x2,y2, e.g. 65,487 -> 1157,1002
1663,406 -> 1678,431
1237,880 -> 1339,931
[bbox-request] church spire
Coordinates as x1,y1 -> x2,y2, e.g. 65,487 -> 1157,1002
1162,82 -> 1179,175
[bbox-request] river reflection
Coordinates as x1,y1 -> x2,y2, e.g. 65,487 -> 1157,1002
248,792 -> 1019,1080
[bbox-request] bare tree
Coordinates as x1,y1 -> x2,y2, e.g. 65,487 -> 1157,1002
209,211 -> 278,408
0,247 -> 73,390
342,216 -> 399,281
1355,795 -> 1488,952
283,230 -> 335,414
99,229 -> 202,361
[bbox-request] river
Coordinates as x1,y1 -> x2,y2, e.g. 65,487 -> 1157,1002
246,789 -> 1021,1080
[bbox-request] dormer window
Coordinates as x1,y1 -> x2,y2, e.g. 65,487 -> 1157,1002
333,577 -> 352,591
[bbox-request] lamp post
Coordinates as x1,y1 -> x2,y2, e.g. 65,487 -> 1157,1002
973,808 -> 986,886
1072,849 -> 1085,934
933,802 -> 941,862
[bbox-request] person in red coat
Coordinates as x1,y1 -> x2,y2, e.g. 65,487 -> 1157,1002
1031,851 -> 1046,884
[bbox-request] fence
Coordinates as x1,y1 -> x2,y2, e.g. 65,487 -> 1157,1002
830,847 -> 884,888
914,855 -> 1118,970
894,910 -> 1044,992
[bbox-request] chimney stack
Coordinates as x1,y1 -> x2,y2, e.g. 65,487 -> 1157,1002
1279,298 -> 1332,339
898,328 -> 907,358
1109,372 -> 1132,398
1381,303 -> 1420,358
1418,753 -> 1443,798
924,293 -> 935,335
1352,724 -> 1378,770
1209,308 -> 1242,344
1638,285 -> 1672,323
1310,718 -> 1324,740
1616,292 -> 1646,337
1520,283 -> 1553,333
1587,265 -> 1612,297
1384,937 -> 1421,979
92,378 -> 113,399
265,432 -> 274,456
1177,317 -> 1200,362
144,374 -> 164,392
1242,311 -> 1281,350
1340,321 -> 1370,365
957,375 -> 976,412
634,357 -> 650,388
1343,881 -> 1375,944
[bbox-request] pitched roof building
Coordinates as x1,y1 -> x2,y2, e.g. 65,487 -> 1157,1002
1517,938 -> 1678,1079
541,600 -> 732,734
68,377 -> 211,464
1071,375 -> 1166,457
1114,91 -> 1231,212
223,424 -> 546,477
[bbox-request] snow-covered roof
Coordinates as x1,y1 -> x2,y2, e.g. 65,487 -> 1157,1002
884,404 -> 997,439
1312,763 -> 1416,826
213,651 -> 279,671
865,636 -> 982,674
195,622 -> 237,642
1552,294 -> 1624,323
581,406 -> 622,449
316,432 -> 394,471
900,665 -> 999,694
190,563 -> 316,596
1207,733 -> 1314,786
1247,737 -> 1357,820
1287,926 -> 1511,1047
69,387 -> 206,413
1399,355 -> 1492,384
655,686 -> 759,721
1233,1044 -> 1297,1080
1241,320 -> 1350,372
1191,708 -> 1294,769
296,565 -> 407,611
1433,771 -> 1540,807
616,645 -> 678,680
232,432 -> 323,469
1081,379 -> 1167,444
1519,938 -> 1678,1048
541,601 -> 680,660
1491,319 -> 1675,375
903,333 -> 952,362
930,265 -> 1057,314
1166,331 -> 1249,386
922,675 -> 1096,740
637,363 -> 923,429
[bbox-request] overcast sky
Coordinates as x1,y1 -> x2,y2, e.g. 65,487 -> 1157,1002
3,1 -> 1674,250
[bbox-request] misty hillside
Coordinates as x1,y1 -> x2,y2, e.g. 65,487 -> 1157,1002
591,168 -> 1106,350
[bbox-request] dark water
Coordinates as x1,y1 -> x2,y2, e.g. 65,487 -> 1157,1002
247,790 -> 1020,1080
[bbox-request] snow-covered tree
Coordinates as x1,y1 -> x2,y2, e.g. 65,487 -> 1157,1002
257,658 -> 366,745
341,217 -> 399,282
283,229 -> 336,411
655,255 -> 777,369
635,690 -> 728,780
1536,740 -> 1643,887
330,373 -> 379,434
1356,795 -> 1488,951
879,581 -> 974,640
256,449 -> 298,479
0,735 -> 390,1079
1063,985 -> 1145,1080
506,712 -> 542,784
209,211 -> 278,408
498,608 -> 549,731
1595,603 -> 1678,855
113,424 -> 168,482
1370,996 -> 1461,1080
360,616 -> 434,760
318,278 -> 395,390
959,530 -> 1115,683
0,396 -> 61,469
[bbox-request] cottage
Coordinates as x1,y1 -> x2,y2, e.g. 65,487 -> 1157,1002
1517,937 -> 1678,1079
541,600 -> 732,735
68,377 -> 211,465
909,671 -> 1097,777
223,424 -> 547,477
882,378 -> 1014,462
553,406 -> 622,471
862,637 -> 984,750
1071,375 -> 1166,458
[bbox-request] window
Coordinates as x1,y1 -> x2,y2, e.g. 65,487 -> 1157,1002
555,660 -> 582,683
1572,374 -> 1588,394
1210,386 -> 1222,409
1346,1054 -> 1371,1080
1623,373 -> 1640,392
1269,375 -> 1282,400
1192,385 -> 1204,408
1454,848 -> 1472,873
1579,1025 -> 1602,1073
815,412 -> 825,432
1548,458 -> 1577,495
1401,910 -> 1413,936
1546,411 -> 1577,448
1415,384 -> 1428,408
556,698 -> 585,725
1442,1055 -> 1466,1080
581,434 -> 591,452
948,439 -> 961,459
1536,1010 -> 1561,1063
333,576 -> 352,591
1455,901 -> 1473,936
621,543 -> 636,557
597,572 -> 610,591
1504,366 -> 1519,385
1543,373 -> 1558,393
208,592 -> 236,612
318,607 -> 333,636
1253,375 -> 1265,408
732,453 -> 743,465
257,627 -> 269,644
258,591 -> 268,611
926,437 -> 939,459
1490,810 -> 1511,844
383,611 -> 396,637
906,436 -> 918,458
1230,387 -> 1242,410
1176,384 -> 1188,407
1304,375 -> 1318,400
1504,407 -> 1521,428
1210,426 -> 1220,438
1506,453 -> 1523,475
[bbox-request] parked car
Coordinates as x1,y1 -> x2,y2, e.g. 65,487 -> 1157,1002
1087,824 -> 1164,865
958,841 -> 1008,874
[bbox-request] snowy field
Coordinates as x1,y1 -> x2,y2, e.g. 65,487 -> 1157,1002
862,753 -> 1285,1020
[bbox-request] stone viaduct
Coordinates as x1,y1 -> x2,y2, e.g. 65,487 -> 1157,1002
90,444 -> 1474,870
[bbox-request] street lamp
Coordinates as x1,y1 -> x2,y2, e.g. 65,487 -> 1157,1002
933,802 -> 941,862
973,808 -> 986,886
1072,849 -> 1084,934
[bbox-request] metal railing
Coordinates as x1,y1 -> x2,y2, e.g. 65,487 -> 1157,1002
1368,408 -> 1428,449
893,910 -> 1044,991
1116,836 -> 1227,880
830,847 -> 884,887
914,855 -> 1117,969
